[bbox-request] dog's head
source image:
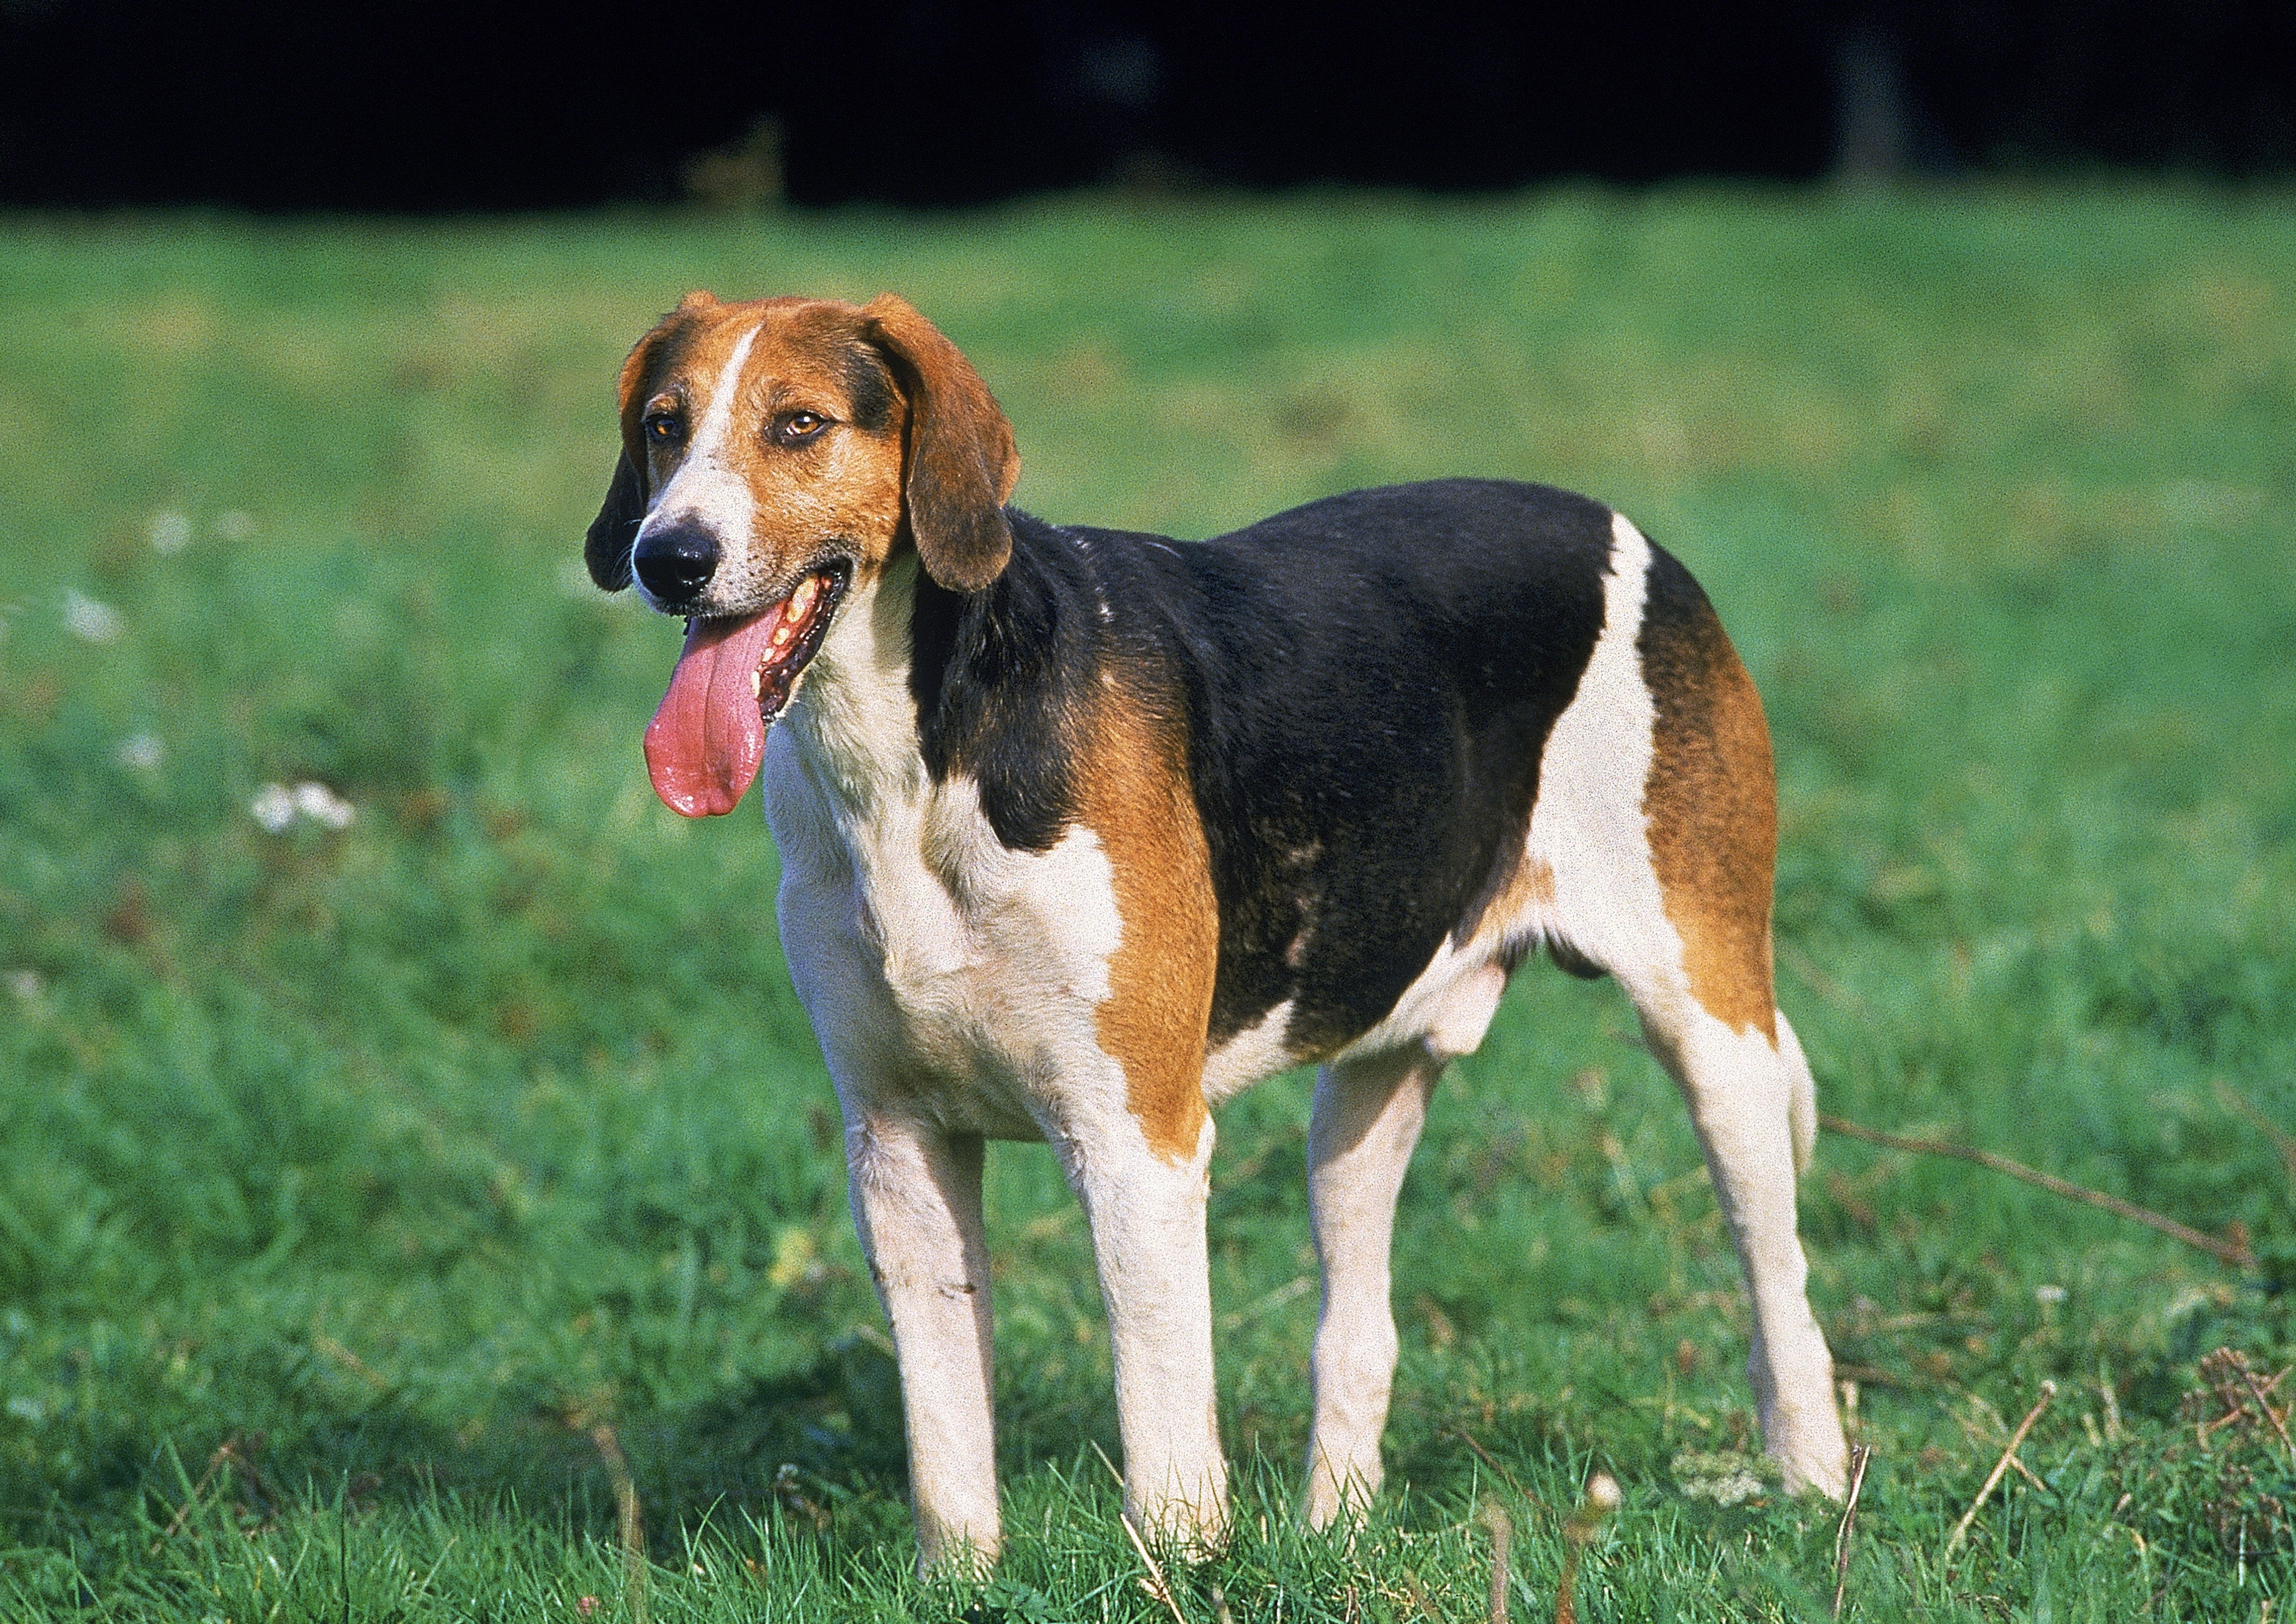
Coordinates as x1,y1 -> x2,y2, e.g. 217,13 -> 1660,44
585,292 -> 1020,814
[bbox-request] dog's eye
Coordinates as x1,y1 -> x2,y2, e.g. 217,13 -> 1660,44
776,411 -> 826,444
643,412 -> 683,446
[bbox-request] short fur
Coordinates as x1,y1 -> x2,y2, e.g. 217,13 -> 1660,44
585,293 -> 1848,1570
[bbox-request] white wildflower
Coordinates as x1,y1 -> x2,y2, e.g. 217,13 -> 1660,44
1672,1449 -> 1778,1506
149,510 -> 193,554
64,590 -> 122,644
4,969 -> 42,1002
253,780 -> 356,832
213,510 -> 255,541
2035,1283 -> 2067,1305
116,733 -> 164,770
1681,1465 -> 1764,1506
293,781 -> 356,829
250,783 -> 297,832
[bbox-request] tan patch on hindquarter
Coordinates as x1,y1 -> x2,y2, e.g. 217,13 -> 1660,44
1461,851 -> 1557,950
1076,685 -> 1218,1161
1641,595 -> 1779,1040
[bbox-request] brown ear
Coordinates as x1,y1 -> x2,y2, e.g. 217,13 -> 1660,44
585,450 -> 643,590
583,292 -> 719,591
862,294 -> 1019,593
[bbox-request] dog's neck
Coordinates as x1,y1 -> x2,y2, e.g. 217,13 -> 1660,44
775,517 -> 1095,856
778,548 -> 934,821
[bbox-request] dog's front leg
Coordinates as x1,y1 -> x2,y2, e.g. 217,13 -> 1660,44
1060,1112 -> 1229,1551
845,1114 -> 1001,1571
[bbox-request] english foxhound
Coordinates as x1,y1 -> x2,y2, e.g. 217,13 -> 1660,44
584,291 -> 1848,1569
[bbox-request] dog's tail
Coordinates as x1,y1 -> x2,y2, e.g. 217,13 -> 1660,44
1776,1008 -> 1819,1177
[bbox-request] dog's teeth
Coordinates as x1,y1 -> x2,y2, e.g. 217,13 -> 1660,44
790,578 -> 817,614
751,666 -> 763,698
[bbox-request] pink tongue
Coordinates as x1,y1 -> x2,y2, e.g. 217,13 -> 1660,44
643,610 -> 784,817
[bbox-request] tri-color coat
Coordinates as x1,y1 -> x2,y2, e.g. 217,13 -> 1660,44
585,292 -> 1849,1571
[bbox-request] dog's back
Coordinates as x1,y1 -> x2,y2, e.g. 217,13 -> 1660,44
1151,478 -> 1625,1060
920,478 -> 1773,1084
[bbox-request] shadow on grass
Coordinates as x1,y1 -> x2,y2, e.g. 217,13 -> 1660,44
1,1333 -> 926,1563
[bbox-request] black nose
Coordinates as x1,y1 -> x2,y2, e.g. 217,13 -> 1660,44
632,523 -> 720,603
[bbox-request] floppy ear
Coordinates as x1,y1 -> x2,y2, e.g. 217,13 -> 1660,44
862,293 -> 1019,593
585,292 -> 722,591
584,450 -> 643,591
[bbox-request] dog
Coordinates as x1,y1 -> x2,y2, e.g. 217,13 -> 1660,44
584,291 -> 1849,1569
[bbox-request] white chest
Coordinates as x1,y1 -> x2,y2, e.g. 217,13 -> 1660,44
759,571 -> 1127,1132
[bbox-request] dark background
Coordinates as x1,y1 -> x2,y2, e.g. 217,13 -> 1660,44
1,1 -> 2291,211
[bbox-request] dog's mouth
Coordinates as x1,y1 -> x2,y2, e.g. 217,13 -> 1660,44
643,559 -> 851,817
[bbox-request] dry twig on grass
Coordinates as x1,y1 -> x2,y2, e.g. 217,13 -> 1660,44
150,1432 -> 284,1554
1554,1474 -> 1620,1624
586,1421 -> 649,1624
1830,1443 -> 1873,1620
1477,1501 -> 1512,1624
1115,1511 -> 1189,1624
1945,1381 -> 2056,1559
1820,1113 -> 2252,1268
151,1439 -> 235,1552
1091,1441 -> 1190,1624
2236,1365 -> 2296,1476
2189,1348 -> 2296,1475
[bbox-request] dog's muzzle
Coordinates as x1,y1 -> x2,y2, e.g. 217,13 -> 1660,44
632,521 -> 719,608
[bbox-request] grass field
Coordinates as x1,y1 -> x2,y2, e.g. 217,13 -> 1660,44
2,187 -> 2293,1621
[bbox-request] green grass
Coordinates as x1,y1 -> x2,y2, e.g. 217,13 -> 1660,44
2,186 -> 2293,1620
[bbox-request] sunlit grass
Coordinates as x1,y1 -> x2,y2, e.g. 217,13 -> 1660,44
2,187 -> 2293,1619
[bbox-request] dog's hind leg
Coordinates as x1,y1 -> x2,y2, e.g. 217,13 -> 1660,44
1777,1006 -> 1819,1176
1632,984 -> 1848,1496
1302,1040 -> 1446,1527
1527,508 -> 1845,1493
